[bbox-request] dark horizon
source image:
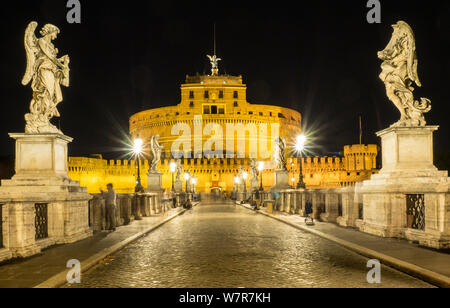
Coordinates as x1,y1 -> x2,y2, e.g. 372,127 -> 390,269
0,0 -> 448,161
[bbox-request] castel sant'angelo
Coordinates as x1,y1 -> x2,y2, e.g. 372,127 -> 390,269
68,54 -> 378,194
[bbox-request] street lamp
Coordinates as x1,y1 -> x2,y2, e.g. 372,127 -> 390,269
296,134 -> 307,189
242,171 -> 248,194
133,138 -> 144,193
191,177 -> 197,194
234,176 -> 240,190
170,162 -> 177,193
258,161 -> 264,192
184,172 -> 191,193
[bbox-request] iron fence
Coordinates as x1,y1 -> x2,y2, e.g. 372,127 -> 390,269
406,194 -> 425,231
35,203 -> 49,240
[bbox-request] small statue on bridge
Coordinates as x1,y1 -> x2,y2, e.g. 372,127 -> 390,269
274,137 -> 287,171
175,159 -> 183,182
150,135 -> 163,173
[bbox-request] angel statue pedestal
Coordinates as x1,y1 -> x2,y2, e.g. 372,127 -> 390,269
272,170 -> 291,191
0,133 -> 93,259
0,22 -> 92,261
146,136 -> 164,193
271,137 -> 291,192
174,180 -> 183,194
358,21 -> 449,249
359,126 -> 449,249
147,172 -> 163,193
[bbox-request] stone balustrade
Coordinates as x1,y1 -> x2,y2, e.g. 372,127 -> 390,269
274,185 -> 450,249
0,192 -> 177,262
89,192 -> 174,232
275,187 -> 368,227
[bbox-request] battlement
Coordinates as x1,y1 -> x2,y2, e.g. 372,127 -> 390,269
185,74 -> 243,85
68,144 -> 378,193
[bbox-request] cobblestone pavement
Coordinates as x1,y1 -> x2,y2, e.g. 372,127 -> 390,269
66,202 -> 433,288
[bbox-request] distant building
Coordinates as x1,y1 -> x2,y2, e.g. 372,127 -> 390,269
68,56 -> 378,193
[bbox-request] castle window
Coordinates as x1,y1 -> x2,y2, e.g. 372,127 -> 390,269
233,91 -> 239,99
278,113 -> 286,119
219,91 -> 224,99
234,102 -> 239,107
204,91 -> 209,99
189,102 -> 194,108
260,112 -> 263,116
203,105 -> 210,114
211,105 -> 218,115
189,91 -> 195,99
219,106 -> 225,114
249,111 -> 254,115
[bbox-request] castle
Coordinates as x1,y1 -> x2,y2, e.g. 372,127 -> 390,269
69,55 -> 378,193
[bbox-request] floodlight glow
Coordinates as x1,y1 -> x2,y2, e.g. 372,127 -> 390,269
133,138 -> 143,154
170,162 -> 177,173
296,134 -> 306,152
184,173 -> 190,181
243,172 -> 248,180
258,161 -> 264,172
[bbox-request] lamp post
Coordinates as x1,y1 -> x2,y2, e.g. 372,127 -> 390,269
296,135 -> 307,190
234,176 -> 240,200
242,171 -> 248,195
170,162 -> 177,193
191,177 -> 197,194
258,161 -> 264,192
184,172 -> 191,193
133,138 -> 144,193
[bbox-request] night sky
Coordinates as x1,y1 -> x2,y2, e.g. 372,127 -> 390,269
0,0 -> 448,162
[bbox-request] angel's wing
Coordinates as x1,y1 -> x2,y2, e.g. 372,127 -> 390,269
397,21 -> 422,87
22,21 -> 39,86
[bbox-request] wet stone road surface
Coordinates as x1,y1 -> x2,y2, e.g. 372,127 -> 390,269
66,202 -> 433,288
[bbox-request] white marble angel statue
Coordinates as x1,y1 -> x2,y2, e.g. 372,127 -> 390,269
250,159 -> 258,181
378,21 -> 431,127
150,135 -> 163,173
22,22 -> 70,134
175,159 -> 183,182
274,137 -> 287,171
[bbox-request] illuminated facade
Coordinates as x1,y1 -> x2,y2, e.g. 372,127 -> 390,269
129,74 -> 302,160
68,145 -> 378,194
127,63 -> 303,192
68,58 -> 379,193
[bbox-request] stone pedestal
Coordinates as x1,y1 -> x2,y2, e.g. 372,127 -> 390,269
250,178 -> 259,192
147,172 -> 163,192
0,133 -> 93,259
174,180 -> 183,193
360,126 -> 450,249
271,170 -> 291,191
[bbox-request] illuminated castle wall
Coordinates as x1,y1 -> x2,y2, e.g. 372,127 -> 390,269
68,144 -> 378,194
68,64 -> 378,193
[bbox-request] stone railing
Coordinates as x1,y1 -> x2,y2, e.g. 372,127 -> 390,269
88,192 -> 175,232
275,185 -> 363,228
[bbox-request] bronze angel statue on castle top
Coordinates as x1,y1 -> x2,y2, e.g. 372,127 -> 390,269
22,21 -> 70,134
378,21 -> 431,127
